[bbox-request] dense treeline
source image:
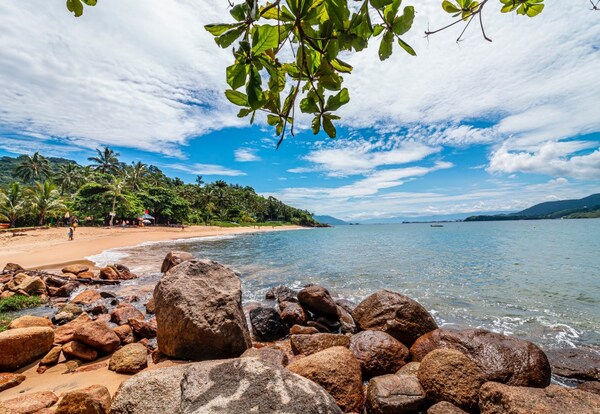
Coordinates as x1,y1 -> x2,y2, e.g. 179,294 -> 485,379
0,149 -> 319,228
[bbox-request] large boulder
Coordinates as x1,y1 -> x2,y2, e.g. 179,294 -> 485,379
410,328 -> 551,387
478,382 -> 600,414
366,374 -> 426,414
109,343 -> 148,374
417,348 -> 486,412
111,358 -> 343,414
73,320 -> 121,354
55,385 -> 111,414
249,307 -> 286,341
8,315 -> 53,329
349,330 -> 409,379
0,327 -> 54,371
290,333 -> 350,355
54,312 -> 91,344
297,285 -> 339,318
0,373 -> 26,392
287,346 -> 364,413
153,259 -> 251,360
0,391 -> 58,413
352,290 -> 438,347
546,348 -> 600,381
160,251 -> 195,273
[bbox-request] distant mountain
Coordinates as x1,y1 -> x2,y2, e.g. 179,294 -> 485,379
313,215 -> 349,225
0,155 -> 77,185
465,193 -> 600,221
359,211 -> 515,224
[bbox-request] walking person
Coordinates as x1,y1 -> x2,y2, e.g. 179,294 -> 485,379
68,227 -> 74,241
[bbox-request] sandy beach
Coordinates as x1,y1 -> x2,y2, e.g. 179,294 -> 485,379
0,225 -> 303,270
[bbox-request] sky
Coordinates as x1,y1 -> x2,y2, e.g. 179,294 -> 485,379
0,0 -> 599,221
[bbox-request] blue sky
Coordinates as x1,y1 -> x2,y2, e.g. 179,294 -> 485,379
0,1 -> 599,220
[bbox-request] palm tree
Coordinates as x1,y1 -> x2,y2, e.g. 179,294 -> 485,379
55,163 -> 82,195
124,161 -> 147,191
0,182 -> 25,227
28,181 -> 65,226
88,147 -> 121,175
105,177 -> 125,226
14,152 -> 52,183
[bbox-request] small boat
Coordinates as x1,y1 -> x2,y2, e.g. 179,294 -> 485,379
430,224 -> 444,227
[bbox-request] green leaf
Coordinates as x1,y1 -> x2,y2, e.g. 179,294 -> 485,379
526,3 -> 544,17
330,58 -> 353,73
384,0 -> 401,24
325,0 -> 350,29
370,0 -> 394,9
82,0 -> 96,5
442,0 -> 460,13
226,64 -> 249,90
237,108 -> 253,118
215,27 -> 245,48
66,0 -> 84,17
230,4 -> 248,22
322,116 -> 337,138
373,24 -> 385,37
378,30 -> 394,61
325,88 -> 349,111
300,97 -> 320,114
246,67 -> 264,110
392,6 -> 414,36
311,115 -> 321,134
397,38 -> 416,56
205,24 -> 238,37
225,90 -> 249,106
252,25 -> 279,54
267,115 -> 280,126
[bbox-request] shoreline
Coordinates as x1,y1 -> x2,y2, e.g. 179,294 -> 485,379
0,225 -> 305,270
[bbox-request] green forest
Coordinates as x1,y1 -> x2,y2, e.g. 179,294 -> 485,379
0,149 -> 320,228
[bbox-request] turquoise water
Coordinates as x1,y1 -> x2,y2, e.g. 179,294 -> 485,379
94,219 -> 600,350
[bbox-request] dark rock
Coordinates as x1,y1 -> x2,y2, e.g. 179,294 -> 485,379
410,328 -> 551,387
298,285 -> 339,318
336,298 -> 357,314
278,300 -> 308,327
315,315 -> 341,331
160,251 -> 195,274
546,348 -> 600,381
338,305 -> 357,334
145,298 -> 155,314
250,307 -> 287,341
291,333 -> 350,355
366,374 -> 425,414
265,285 -> 298,302
85,302 -> 108,316
241,347 -> 288,366
54,281 -> 79,297
99,291 -> 116,299
349,330 -> 409,379
306,320 -> 332,333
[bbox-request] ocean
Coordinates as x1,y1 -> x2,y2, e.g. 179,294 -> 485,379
89,219 -> 600,351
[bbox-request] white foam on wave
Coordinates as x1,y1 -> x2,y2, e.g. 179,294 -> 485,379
134,234 -> 238,248
86,249 -> 130,268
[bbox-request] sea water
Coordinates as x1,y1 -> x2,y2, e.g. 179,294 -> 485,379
90,219 -> 600,350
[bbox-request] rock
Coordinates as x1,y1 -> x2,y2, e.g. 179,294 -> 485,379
61,302 -> 84,315
427,401 -> 469,414
145,298 -> 155,314
397,361 -> 420,376
336,298 -> 357,314
129,318 -> 157,339
99,266 -> 119,281
114,264 -> 138,280
265,285 -> 298,302
3,263 -> 24,272
78,271 -> 96,279
40,345 -> 62,366
0,327 -> 54,371
478,381 -> 600,414
73,320 -> 121,354
8,315 -> 53,329
0,373 -> 26,392
0,391 -> 58,413
160,251 -> 195,273
241,347 -> 288,366
288,346 -> 364,412
278,300 -> 308,327
298,285 -> 339,318
113,324 -> 135,345
578,381 -> 600,396
353,290 -> 438,347
546,348 -> 600,381
109,343 -> 148,374
154,259 -> 251,360
63,340 -> 98,362
410,328 -> 551,387
85,302 -> 108,316
54,281 -> 79,297
289,324 -> 319,335
6,272 -> 28,290
249,307 -> 286,341
291,333 -> 350,355
417,348 -> 486,412
52,311 -> 74,325
112,358 -> 343,414
366,374 -> 426,414
338,305 -> 357,334
55,384 -> 111,414
111,303 -> 144,325
315,315 -> 341,331
0,290 -> 14,299
72,289 -> 102,305
349,330 -> 409,379
54,313 -> 91,344
62,264 -> 89,275
15,276 -> 46,296
306,320 -> 332,333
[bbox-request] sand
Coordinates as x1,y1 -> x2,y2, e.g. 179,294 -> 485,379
0,225 -> 303,270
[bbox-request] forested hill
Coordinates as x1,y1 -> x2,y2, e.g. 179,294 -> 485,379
0,151 -> 321,228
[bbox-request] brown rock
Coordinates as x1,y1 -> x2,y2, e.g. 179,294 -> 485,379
62,264 -> 90,275
109,343 -> 148,374
145,298 -> 155,314
154,259 -> 251,360
113,325 -> 135,344
546,348 -> 600,381
0,372 -> 26,392
6,272 -> 28,290
410,328 -> 551,387
349,330 -> 409,379
0,290 -> 14,299
160,251 -> 195,273
278,300 -> 308,327
353,290 -> 438,347
0,391 -> 58,413
306,320 -> 331,333
54,313 -> 91,344
54,281 -> 79,297
55,384 -> 111,414
99,266 -> 119,280
0,327 -> 54,371
129,318 -> 157,339
427,401 -> 469,414
479,381 -> 600,414
3,263 -> 24,272
287,346 -> 364,412
241,347 -> 289,367
8,315 -> 53,330
40,345 -> 62,366
63,341 -> 98,362
290,333 -> 350,356
289,324 -> 319,335
578,381 -> 600,396
366,374 -> 425,414
15,276 -> 46,296
265,285 -> 298,302
73,320 -> 121,354
78,271 -> 96,279
72,290 -> 102,305
338,305 -> 357,334
397,361 -> 420,376
418,348 -> 486,412
297,285 -> 339,318
250,307 -> 287,341
110,303 -> 144,325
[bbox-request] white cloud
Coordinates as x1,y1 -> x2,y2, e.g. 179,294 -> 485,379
234,148 -> 261,162
165,163 -> 246,177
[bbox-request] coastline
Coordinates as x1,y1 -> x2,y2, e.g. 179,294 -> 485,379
0,225 -> 304,270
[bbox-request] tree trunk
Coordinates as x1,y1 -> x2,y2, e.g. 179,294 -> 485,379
110,195 -> 116,226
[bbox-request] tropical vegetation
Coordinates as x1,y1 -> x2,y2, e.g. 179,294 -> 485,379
0,150 -> 319,228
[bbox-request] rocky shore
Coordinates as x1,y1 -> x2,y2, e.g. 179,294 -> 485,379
1,251 -> 599,413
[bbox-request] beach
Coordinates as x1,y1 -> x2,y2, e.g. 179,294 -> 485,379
0,225 -> 303,270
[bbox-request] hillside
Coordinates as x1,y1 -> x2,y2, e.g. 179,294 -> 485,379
313,215 -> 348,225
0,155 -> 76,186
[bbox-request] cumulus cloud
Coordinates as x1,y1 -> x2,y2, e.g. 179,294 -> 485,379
234,148 -> 261,162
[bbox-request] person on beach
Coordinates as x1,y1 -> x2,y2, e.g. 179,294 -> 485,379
72,217 -> 79,231
64,211 -> 70,226
68,227 -> 74,241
